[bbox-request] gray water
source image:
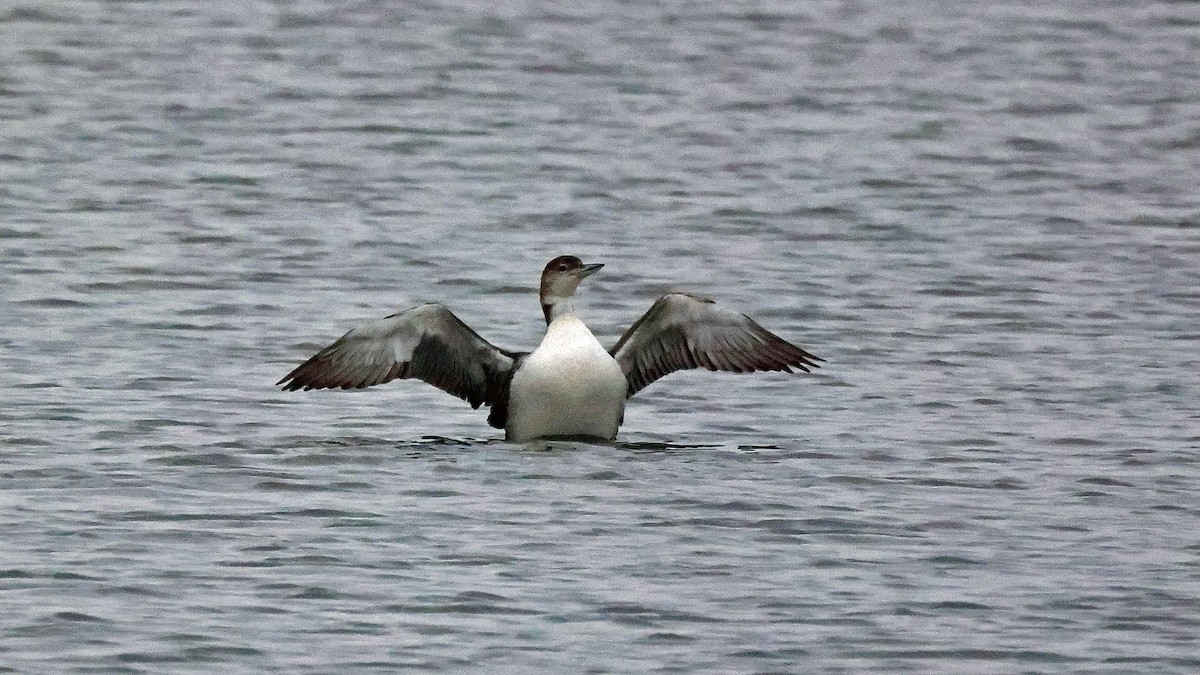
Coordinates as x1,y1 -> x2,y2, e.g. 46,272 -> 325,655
3,0 -> 1199,672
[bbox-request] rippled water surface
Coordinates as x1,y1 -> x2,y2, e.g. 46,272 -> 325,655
3,0 -> 1200,672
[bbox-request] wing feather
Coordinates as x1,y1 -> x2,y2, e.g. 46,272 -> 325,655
277,303 -> 520,412
609,293 -> 822,397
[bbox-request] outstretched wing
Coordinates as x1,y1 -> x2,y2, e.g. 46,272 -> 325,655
277,303 -> 520,410
609,293 -> 822,397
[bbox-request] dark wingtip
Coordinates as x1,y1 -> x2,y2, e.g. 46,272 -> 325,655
277,363 -> 312,390
277,352 -> 316,390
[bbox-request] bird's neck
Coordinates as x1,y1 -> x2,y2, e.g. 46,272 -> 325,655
541,294 -> 575,326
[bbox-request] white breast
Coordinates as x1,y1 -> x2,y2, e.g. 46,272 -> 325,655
506,316 -> 628,442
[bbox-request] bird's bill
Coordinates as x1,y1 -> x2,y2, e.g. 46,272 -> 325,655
575,263 -> 604,278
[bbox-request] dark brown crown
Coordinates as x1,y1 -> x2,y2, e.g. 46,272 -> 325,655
542,255 -> 585,276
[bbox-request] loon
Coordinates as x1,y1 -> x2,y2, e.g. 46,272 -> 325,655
278,256 -> 822,441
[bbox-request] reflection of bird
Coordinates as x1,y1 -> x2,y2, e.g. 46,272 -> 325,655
279,256 -> 822,441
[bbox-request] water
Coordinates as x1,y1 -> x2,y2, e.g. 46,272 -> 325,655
3,0 -> 1199,671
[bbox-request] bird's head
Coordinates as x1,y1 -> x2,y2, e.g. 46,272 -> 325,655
540,255 -> 603,324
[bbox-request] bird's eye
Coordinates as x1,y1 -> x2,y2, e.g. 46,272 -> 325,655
557,263 -> 569,271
